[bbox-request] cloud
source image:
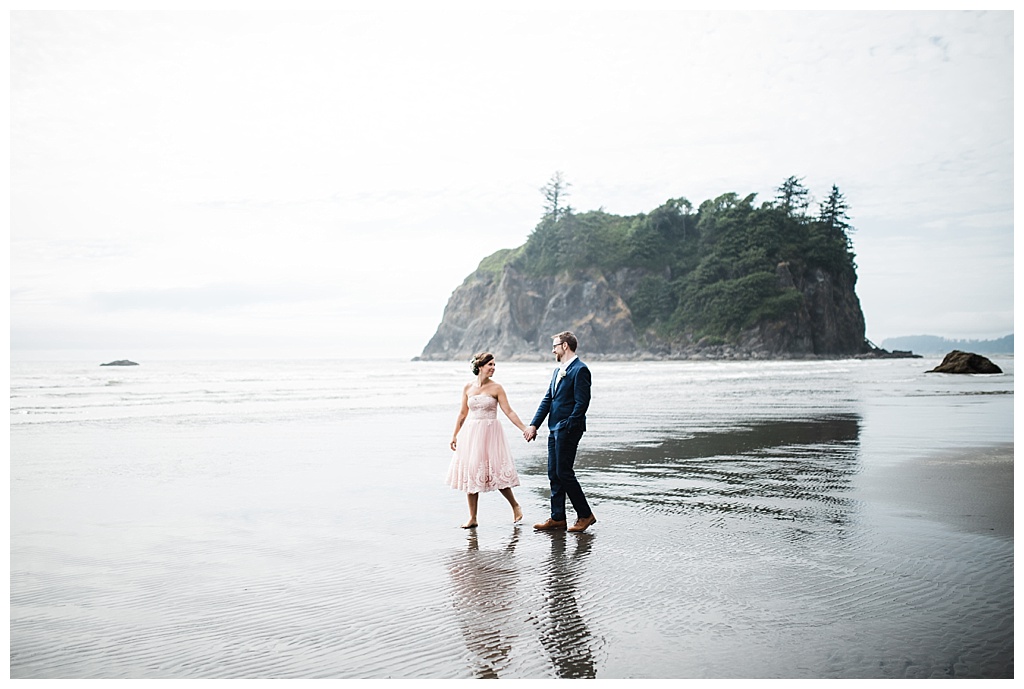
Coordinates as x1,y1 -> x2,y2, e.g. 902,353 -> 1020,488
90,283 -> 325,313
9,10 -> 1014,357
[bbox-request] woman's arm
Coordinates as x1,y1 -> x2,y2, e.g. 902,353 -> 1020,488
450,385 -> 470,451
496,384 -> 527,433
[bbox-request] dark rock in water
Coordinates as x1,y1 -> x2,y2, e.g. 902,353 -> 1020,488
890,349 -> 922,358
100,360 -> 139,367
855,343 -> 922,359
927,350 -> 1002,374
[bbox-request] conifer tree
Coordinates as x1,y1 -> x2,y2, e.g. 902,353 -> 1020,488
818,184 -> 851,233
774,175 -> 811,217
541,171 -> 572,222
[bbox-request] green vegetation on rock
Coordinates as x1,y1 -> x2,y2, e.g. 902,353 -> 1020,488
478,176 -> 858,343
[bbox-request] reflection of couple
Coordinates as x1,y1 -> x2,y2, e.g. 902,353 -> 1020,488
447,529 -> 522,678
447,527 -> 597,679
447,331 -> 598,533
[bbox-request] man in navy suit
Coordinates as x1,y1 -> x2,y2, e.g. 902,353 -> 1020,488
525,331 -> 597,532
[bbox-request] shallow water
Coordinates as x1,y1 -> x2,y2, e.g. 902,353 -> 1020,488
9,356 -> 1014,678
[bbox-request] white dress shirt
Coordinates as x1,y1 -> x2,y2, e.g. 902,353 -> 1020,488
555,354 -> 578,389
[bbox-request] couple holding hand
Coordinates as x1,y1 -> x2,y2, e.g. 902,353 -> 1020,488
447,331 -> 597,533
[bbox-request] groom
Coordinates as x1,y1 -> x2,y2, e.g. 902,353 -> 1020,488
524,331 -> 597,533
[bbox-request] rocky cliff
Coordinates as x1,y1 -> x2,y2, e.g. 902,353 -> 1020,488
420,265 -> 636,360
419,260 -> 868,361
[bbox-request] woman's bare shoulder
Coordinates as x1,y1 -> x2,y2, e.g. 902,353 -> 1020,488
473,381 -> 503,397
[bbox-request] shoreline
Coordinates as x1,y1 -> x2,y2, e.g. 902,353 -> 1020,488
414,350 -> 1007,363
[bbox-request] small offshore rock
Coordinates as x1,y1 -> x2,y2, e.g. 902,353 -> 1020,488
927,350 -> 1002,374
100,360 -> 139,367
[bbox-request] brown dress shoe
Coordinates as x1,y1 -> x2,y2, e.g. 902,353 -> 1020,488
533,518 -> 568,531
567,514 -> 597,532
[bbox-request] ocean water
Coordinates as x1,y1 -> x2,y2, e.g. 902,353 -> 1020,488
9,356 -> 1014,678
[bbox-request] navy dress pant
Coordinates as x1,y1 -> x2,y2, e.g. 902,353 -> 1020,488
547,427 -> 592,521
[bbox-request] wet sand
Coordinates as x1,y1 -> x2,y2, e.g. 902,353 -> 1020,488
10,411 -> 1014,679
9,357 -> 1015,678
863,443 -> 1013,539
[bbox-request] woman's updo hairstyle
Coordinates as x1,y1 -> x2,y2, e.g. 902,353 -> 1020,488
470,352 -> 494,375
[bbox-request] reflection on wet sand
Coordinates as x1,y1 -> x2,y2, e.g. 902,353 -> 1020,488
535,532 -> 598,679
584,415 -> 861,524
447,529 -> 522,678
446,527 -> 601,678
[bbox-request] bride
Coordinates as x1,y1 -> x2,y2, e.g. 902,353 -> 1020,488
447,351 -> 527,528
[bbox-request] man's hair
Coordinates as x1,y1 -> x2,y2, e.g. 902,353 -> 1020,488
553,331 -> 578,351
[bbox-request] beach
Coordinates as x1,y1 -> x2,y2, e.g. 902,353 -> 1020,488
865,443 -> 1013,539
9,357 -> 1014,678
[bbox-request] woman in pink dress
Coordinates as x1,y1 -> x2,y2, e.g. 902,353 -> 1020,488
447,351 -> 527,528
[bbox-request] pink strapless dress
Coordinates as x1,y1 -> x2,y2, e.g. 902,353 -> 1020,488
446,394 -> 521,493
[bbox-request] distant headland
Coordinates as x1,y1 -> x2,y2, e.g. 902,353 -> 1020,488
100,360 -> 139,366
881,334 -> 1013,356
420,176 -> 901,362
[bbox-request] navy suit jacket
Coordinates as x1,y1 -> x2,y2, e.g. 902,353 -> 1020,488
530,357 -> 591,434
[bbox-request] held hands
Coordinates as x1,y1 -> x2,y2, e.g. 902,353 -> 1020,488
523,425 -> 537,442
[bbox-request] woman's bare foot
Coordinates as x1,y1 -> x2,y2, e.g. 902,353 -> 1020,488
461,520 -> 478,529
512,504 -> 523,524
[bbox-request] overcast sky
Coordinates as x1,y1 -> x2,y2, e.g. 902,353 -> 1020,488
9,9 -> 1014,359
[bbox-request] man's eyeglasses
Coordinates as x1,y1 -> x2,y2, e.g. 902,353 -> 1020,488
552,342 -> 565,350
